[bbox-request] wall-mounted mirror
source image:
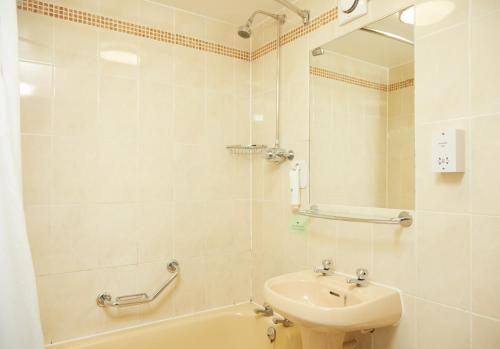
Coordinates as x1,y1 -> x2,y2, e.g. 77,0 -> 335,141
309,8 -> 415,210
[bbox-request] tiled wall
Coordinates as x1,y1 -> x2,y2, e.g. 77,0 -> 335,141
310,52 -> 389,208
18,0 -> 252,343
388,62 -> 414,209
251,0 -> 500,348
19,0 -> 500,347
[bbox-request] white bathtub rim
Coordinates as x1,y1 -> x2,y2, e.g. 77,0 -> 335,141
45,301 -> 258,347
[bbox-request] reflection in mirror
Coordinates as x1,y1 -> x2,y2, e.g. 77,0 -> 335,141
309,9 -> 414,210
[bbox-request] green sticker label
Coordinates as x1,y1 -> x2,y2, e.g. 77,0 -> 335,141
289,214 -> 308,233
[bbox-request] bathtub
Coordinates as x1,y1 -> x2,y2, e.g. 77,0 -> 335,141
47,303 -> 302,349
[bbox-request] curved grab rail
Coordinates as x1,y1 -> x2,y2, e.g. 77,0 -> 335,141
96,260 -> 179,307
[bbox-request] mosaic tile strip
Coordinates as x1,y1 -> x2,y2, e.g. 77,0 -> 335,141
17,0 -> 250,61
310,66 -> 414,92
310,66 -> 388,91
251,8 -> 338,61
388,78 -> 414,91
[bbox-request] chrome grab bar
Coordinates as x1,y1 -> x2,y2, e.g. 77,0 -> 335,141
297,206 -> 413,227
96,260 -> 179,307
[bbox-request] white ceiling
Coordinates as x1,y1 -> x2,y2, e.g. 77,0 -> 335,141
150,0 -> 288,25
324,13 -> 414,68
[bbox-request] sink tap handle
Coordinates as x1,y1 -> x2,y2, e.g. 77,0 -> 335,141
356,268 -> 368,280
322,259 -> 333,270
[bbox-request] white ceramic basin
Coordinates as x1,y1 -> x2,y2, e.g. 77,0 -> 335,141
263,271 -> 402,349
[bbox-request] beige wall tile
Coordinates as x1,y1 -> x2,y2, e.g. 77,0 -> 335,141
22,135 -> 52,205
139,0 -> 175,32
174,10 -> 206,39
99,76 -> 138,138
40,205 -> 99,274
18,12 -> 54,63
471,0 -> 500,19
37,271 -> 102,343
138,39 -> 174,84
415,23 -> 469,122
470,115 -> 500,215
53,0 -> 100,12
173,201 -> 206,259
53,68 -> 99,137
97,204 -> 138,267
99,30 -> 140,79
174,46 -> 206,87
53,136 -> 98,204
372,223 -> 416,293
471,216 -> 500,319
174,85 -> 206,144
416,300 -> 470,349
415,0 -> 469,38
417,212 -> 470,308
54,20 -> 98,71
336,221 -> 372,275
137,204 -> 173,263
471,316 -> 500,349
374,295 -> 416,349
19,61 -> 53,135
471,10 -> 500,116
95,137 -> 138,203
100,0 -> 139,23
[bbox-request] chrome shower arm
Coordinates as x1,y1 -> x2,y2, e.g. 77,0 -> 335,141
246,10 -> 285,26
273,0 -> 310,24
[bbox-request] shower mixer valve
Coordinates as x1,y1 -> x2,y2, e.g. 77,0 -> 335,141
264,147 -> 294,162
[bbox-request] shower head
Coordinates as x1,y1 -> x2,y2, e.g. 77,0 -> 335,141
237,10 -> 286,39
312,47 -> 325,56
238,25 -> 252,39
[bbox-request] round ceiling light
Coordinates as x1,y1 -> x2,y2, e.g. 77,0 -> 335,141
400,1 -> 456,26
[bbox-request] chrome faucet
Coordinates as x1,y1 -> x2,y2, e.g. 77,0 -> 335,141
272,316 -> 293,327
254,304 -> 274,316
347,268 -> 368,287
314,259 -> 335,276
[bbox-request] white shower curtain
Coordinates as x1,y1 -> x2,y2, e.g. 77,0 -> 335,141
0,0 -> 44,348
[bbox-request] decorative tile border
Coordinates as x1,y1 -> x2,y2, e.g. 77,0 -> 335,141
251,8 -> 338,60
388,78 -> 414,91
310,66 -> 414,92
16,0 -> 250,61
17,0 -> 339,62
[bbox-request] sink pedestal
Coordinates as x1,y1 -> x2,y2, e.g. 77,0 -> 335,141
301,328 -> 345,349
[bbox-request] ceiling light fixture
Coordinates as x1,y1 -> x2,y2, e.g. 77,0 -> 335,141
400,1 -> 456,26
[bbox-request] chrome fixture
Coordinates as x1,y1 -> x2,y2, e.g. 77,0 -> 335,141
361,27 -> 414,46
341,0 -> 360,14
267,327 -> 277,343
272,315 -> 293,327
273,0 -> 310,24
237,10 -> 286,39
311,47 -> 325,56
314,259 -> 335,276
347,268 -> 368,287
226,144 -> 267,155
254,304 -> 274,316
235,10 -> 294,163
298,205 -> 413,227
96,260 -> 179,307
264,147 -> 294,162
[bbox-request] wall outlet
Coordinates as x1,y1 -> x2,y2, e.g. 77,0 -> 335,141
432,129 -> 465,173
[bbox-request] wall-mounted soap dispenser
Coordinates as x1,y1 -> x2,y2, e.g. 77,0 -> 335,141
432,129 -> 465,173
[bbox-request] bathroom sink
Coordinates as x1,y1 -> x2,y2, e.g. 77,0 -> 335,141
263,271 -> 402,349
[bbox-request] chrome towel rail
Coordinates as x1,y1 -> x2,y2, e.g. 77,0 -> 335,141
297,206 -> 413,227
96,260 -> 179,308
